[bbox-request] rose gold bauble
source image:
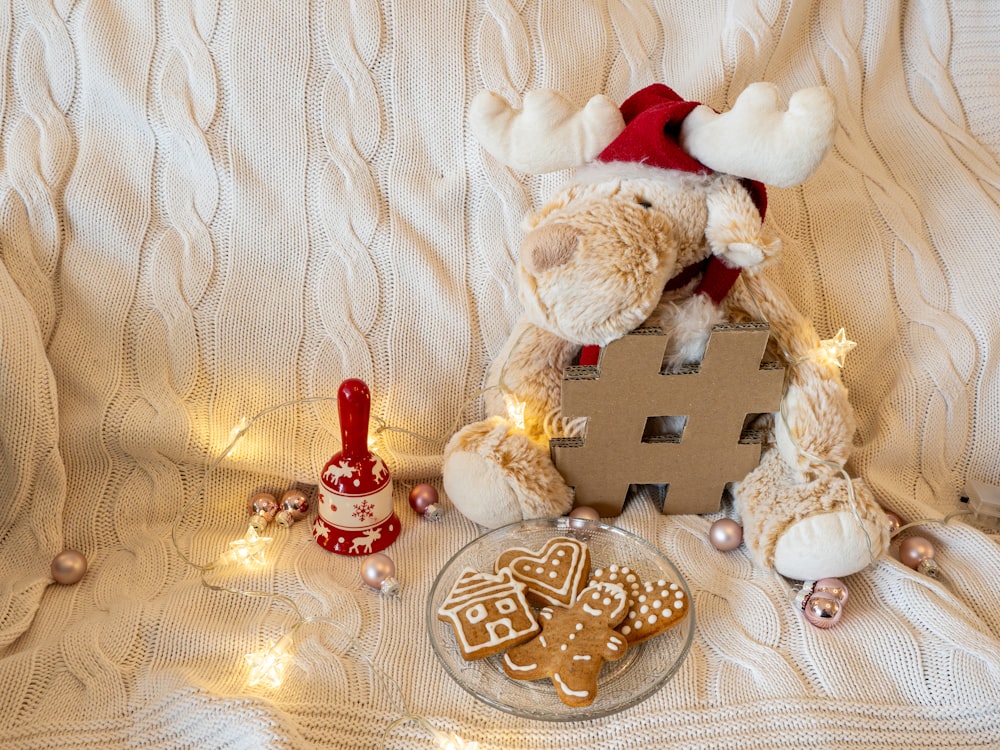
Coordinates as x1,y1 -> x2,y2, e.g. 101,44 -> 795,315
709,518 -> 743,551
51,550 -> 87,585
898,536 -> 935,570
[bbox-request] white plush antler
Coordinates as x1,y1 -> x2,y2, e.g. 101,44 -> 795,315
469,89 -> 625,174
680,83 -> 836,188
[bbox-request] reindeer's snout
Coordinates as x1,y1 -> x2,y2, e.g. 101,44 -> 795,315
520,223 -> 581,274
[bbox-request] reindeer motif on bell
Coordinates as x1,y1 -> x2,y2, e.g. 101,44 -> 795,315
314,379 -> 400,555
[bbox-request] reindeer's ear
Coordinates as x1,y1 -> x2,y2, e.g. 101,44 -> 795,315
679,83 -> 836,187
469,89 -> 625,174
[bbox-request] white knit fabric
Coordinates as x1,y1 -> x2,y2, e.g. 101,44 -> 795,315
1,1 -> 999,748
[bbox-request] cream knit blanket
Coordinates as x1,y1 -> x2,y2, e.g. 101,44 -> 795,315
1,1 -> 999,748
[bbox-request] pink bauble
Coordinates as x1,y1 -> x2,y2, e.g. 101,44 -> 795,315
280,489 -> 310,518
899,536 -> 935,570
884,510 -> 903,534
51,550 -> 88,585
814,577 -> 849,605
249,492 -> 279,531
803,593 -> 843,628
249,491 -> 278,517
361,552 -> 396,589
569,506 -> 601,521
709,518 -> 743,551
408,484 -> 439,515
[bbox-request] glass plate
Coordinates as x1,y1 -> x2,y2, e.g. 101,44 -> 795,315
426,517 -> 694,721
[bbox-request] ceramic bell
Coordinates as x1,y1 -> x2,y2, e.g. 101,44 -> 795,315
314,378 -> 400,555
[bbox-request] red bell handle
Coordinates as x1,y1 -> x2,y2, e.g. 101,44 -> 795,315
338,378 -> 371,458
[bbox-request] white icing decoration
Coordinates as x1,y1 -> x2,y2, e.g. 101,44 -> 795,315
573,655 -> 591,661
674,600 -> 684,609
503,654 -> 537,672
653,600 -> 662,608
583,603 -> 601,616
504,538 -> 588,606
675,590 -> 684,598
575,623 -> 583,630
553,673 -> 589,698
621,625 -> 632,635
647,614 -> 657,624
438,568 -> 537,656
640,604 -> 649,615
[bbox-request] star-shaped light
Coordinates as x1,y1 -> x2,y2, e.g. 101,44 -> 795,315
817,328 -> 857,368
245,639 -> 293,689
226,525 -> 273,567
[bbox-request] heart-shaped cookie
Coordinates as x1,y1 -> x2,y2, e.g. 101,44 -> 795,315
589,564 -> 689,644
495,537 -> 591,607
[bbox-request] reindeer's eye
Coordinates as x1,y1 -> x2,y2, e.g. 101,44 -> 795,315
636,198 -> 653,209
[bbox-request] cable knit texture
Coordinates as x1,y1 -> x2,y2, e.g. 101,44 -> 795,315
1,1 -> 999,748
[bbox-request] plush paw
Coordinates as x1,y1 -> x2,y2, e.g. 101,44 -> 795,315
734,448 -> 890,580
719,241 -> 764,268
771,508 -> 887,581
442,416 -> 574,529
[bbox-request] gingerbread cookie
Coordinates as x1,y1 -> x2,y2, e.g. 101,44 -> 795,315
437,567 -> 540,660
589,564 -> 689,645
494,536 -> 591,607
502,582 -> 629,707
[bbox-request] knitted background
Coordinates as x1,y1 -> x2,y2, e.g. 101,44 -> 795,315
1,1 -> 998,748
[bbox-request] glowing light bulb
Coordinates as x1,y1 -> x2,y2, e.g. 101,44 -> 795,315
504,395 -> 526,431
229,416 -> 250,444
226,525 -> 273,568
245,639 -> 293,689
816,328 -> 856,368
431,729 -> 480,750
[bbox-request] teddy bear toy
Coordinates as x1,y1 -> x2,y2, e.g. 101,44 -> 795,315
443,82 -> 890,581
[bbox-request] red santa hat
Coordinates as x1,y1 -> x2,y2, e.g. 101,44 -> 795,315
593,84 -> 768,306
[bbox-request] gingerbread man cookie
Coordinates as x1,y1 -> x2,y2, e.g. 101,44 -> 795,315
502,581 -> 629,707
494,536 -> 591,607
589,564 -> 689,645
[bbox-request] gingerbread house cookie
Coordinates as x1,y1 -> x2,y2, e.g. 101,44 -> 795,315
437,567 -> 540,660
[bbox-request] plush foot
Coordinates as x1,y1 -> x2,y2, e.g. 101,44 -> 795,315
734,448 -> 890,580
442,416 -> 574,529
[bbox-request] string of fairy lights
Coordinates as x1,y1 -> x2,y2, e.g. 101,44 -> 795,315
169,394 -> 479,749
155,283 -> 975,746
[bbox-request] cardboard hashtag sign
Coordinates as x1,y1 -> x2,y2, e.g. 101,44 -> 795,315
550,323 -> 784,516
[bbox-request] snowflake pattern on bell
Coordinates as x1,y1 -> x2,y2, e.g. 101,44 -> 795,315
352,498 -> 375,522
